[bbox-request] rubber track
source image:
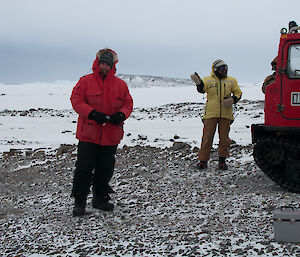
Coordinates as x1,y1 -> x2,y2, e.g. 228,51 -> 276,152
253,136 -> 300,192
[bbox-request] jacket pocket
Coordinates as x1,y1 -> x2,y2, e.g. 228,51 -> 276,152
224,83 -> 232,97
106,123 -> 124,145
81,119 -> 99,140
86,91 -> 102,105
114,125 -> 124,144
112,97 -> 124,111
207,83 -> 218,97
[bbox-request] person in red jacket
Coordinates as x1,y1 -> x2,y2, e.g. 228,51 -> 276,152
70,48 -> 133,216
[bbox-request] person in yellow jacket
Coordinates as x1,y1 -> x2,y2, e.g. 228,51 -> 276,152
191,59 -> 242,170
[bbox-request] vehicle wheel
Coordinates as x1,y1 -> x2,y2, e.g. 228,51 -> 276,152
263,140 -> 285,166
253,137 -> 286,186
285,159 -> 300,193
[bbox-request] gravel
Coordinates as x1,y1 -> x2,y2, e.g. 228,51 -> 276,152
1,141 -> 300,256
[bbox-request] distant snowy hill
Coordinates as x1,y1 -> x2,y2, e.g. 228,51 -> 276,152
117,74 -> 193,87
0,74 -> 262,89
117,74 -> 263,89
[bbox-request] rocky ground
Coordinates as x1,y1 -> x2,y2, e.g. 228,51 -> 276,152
1,141 -> 300,256
1,99 -> 300,256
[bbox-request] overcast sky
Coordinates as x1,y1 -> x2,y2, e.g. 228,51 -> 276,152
1,0 -> 299,83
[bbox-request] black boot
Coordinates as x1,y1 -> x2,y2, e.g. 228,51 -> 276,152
218,157 -> 228,170
73,197 -> 86,216
92,195 -> 114,211
107,185 -> 115,194
196,161 -> 208,169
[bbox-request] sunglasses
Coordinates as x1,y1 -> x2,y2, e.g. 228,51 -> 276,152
217,65 -> 228,71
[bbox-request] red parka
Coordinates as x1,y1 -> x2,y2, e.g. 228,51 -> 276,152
71,49 -> 133,146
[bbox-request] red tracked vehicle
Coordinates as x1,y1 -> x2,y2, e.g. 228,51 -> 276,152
252,22 -> 300,192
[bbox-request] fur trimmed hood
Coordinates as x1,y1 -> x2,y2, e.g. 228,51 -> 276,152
96,48 -> 118,64
92,48 -> 119,76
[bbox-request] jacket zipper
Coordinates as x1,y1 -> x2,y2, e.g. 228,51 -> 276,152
219,80 -> 222,119
98,77 -> 104,145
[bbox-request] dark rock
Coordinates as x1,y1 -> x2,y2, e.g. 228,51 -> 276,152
171,142 -> 191,151
56,144 -> 76,156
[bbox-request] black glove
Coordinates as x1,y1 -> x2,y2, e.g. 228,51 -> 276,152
196,81 -> 205,93
88,110 -> 110,124
109,112 -> 125,125
232,95 -> 240,104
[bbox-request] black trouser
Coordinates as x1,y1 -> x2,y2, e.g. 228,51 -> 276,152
72,141 -> 117,200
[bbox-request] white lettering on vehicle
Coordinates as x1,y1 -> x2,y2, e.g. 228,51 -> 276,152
291,92 -> 300,106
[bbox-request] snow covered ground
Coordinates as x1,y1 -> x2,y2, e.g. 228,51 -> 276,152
0,76 -> 264,153
1,75 -> 300,257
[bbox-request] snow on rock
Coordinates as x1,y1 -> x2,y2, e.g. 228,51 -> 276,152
1,144 -> 300,256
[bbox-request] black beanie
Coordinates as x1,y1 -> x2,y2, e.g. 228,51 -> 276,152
99,52 -> 114,69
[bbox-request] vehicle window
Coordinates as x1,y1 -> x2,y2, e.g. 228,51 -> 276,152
288,45 -> 300,78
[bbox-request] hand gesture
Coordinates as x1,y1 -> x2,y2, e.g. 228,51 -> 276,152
190,72 -> 202,85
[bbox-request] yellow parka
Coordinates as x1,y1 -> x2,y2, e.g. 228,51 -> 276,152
202,70 -> 242,120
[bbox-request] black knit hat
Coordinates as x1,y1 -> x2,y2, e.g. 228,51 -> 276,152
99,52 -> 114,69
